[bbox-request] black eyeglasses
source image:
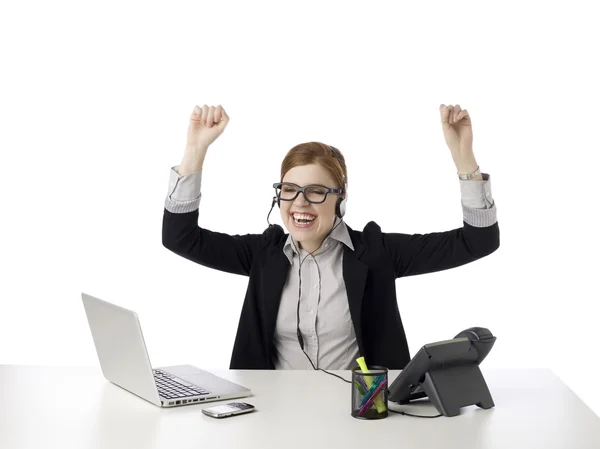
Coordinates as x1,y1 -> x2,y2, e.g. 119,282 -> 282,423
273,182 -> 344,204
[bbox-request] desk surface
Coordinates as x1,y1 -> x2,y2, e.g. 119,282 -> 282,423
1,366 -> 599,449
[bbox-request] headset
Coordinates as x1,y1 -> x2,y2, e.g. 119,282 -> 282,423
268,145 -> 347,224
268,146 -> 346,222
267,145 -> 351,383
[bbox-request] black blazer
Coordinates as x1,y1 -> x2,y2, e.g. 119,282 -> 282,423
162,209 -> 500,369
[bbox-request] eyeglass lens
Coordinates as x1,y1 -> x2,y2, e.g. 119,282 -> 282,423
278,184 -> 327,203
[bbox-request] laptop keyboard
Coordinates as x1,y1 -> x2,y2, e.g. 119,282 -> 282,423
153,369 -> 210,399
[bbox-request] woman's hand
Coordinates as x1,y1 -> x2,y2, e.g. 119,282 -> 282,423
179,104 -> 230,175
186,104 -> 230,150
439,104 -> 478,174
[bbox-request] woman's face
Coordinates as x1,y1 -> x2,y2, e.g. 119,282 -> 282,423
279,163 -> 341,251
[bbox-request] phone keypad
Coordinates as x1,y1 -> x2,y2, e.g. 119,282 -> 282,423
230,402 -> 253,410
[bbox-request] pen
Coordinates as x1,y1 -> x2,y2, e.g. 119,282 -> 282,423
358,378 -> 388,416
355,374 -> 369,392
356,356 -> 387,413
354,376 -> 376,409
359,375 -> 385,408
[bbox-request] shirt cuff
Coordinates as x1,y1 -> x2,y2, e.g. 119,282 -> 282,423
460,173 -> 497,227
164,165 -> 203,213
460,172 -> 494,209
462,202 -> 497,227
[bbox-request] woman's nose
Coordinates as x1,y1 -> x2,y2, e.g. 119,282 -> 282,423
293,191 -> 310,206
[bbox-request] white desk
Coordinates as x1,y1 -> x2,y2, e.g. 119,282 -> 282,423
1,366 -> 599,449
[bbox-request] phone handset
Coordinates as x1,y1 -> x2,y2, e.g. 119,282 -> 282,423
454,327 -> 496,364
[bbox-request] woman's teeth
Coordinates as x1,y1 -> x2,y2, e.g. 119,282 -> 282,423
293,213 -> 316,225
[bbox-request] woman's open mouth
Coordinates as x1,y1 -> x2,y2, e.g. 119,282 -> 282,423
291,212 -> 316,229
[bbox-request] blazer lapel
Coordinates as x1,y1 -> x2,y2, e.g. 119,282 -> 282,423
342,224 -> 368,358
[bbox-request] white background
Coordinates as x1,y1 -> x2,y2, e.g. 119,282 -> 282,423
1,0 -> 599,416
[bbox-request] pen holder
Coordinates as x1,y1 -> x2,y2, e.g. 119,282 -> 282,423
351,365 -> 388,419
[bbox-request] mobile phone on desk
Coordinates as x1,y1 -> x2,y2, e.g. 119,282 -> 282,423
202,402 -> 256,418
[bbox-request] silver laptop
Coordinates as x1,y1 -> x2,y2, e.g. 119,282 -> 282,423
81,292 -> 251,408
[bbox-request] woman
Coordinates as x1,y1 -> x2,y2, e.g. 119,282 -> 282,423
162,104 -> 499,371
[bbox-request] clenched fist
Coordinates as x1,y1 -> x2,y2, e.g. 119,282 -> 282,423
186,104 -> 230,150
439,104 -> 472,154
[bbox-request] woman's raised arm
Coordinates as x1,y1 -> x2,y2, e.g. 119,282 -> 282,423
162,104 -> 269,276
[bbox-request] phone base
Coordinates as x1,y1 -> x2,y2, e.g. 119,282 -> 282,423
400,363 -> 495,417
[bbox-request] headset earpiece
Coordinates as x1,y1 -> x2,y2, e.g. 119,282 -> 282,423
335,184 -> 347,219
329,145 -> 347,219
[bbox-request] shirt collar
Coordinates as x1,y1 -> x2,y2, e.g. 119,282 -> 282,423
283,217 -> 355,263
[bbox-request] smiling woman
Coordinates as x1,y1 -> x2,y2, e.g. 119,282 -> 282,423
162,104 -> 500,374
272,142 -> 348,254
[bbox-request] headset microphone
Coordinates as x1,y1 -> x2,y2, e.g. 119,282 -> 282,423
267,196 -> 277,227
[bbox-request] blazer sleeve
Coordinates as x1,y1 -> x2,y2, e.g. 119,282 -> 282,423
382,198 -> 500,278
161,165 -> 269,276
382,221 -> 499,278
382,173 -> 500,278
162,208 -> 268,277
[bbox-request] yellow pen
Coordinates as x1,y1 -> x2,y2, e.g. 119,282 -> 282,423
356,356 -> 386,413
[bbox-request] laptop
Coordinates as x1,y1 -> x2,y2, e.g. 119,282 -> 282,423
81,292 -> 251,408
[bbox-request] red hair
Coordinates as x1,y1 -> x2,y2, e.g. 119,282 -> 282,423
280,142 -> 347,191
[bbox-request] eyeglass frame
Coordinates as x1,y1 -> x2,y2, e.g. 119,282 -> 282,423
272,182 -> 344,204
